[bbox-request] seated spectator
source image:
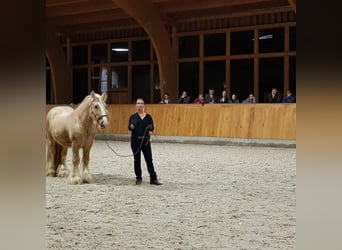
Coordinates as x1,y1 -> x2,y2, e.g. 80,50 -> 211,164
159,92 -> 171,104
282,90 -> 296,103
193,94 -> 205,104
229,94 -> 240,103
204,88 -> 217,103
217,89 -> 229,103
178,91 -> 191,104
266,87 -> 282,103
242,94 -> 256,104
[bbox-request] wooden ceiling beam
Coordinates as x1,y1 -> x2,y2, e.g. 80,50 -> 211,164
48,9 -> 131,26
113,0 -> 178,101
287,0 -> 296,14
156,0 -> 288,12
46,22 -> 72,103
47,1 -> 119,17
172,5 -> 292,21
46,0 -> 295,35
46,0 -> 88,7
57,19 -> 139,34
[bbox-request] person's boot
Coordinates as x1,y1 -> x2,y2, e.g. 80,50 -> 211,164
150,179 -> 162,185
136,179 -> 142,185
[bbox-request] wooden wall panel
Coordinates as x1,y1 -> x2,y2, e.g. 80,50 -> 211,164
46,104 -> 296,140
108,91 -> 129,104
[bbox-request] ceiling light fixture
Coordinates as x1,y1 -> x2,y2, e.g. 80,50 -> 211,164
111,48 -> 128,52
252,34 -> 273,40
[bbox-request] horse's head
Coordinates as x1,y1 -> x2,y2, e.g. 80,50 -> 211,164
90,91 -> 109,129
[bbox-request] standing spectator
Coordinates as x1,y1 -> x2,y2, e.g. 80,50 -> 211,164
217,89 -> 229,103
242,94 -> 256,103
159,92 -> 171,104
193,94 -> 205,104
178,91 -> 191,104
229,94 -> 240,103
204,88 -> 217,103
267,88 -> 282,103
128,98 -> 162,185
282,90 -> 296,103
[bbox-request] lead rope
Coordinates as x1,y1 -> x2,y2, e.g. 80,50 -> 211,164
101,127 -> 150,157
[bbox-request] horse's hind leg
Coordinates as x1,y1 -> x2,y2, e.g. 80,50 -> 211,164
81,146 -> 94,183
46,139 -> 58,177
67,144 -> 83,185
57,146 -> 70,177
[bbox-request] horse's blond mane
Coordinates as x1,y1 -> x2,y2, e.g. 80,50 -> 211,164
74,93 -> 96,113
69,94 -> 96,127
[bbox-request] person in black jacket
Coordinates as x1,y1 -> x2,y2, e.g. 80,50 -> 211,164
267,88 -> 282,103
204,88 -> 217,103
128,98 -> 162,185
178,91 -> 191,103
217,89 -> 229,103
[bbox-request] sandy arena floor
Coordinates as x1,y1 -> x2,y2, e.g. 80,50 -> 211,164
46,140 -> 296,249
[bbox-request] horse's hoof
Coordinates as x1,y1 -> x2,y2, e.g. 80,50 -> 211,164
82,179 -> 93,184
82,174 -> 94,183
67,175 -> 83,185
57,169 -> 70,178
46,170 -> 56,177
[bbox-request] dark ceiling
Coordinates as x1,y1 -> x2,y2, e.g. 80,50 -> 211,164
46,0 -> 295,34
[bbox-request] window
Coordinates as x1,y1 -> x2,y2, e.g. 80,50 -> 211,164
100,67 -> 108,93
179,36 -> 199,58
290,27 -> 296,51
73,68 -> 89,103
153,64 -> 161,103
46,70 -> 52,103
203,61 -> 226,95
132,40 -> 150,61
90,67 -> 101,93
289,56 -> 296,94
132,65 -> 150,103
259,28 -> 284,53
63,47 -> 67,60
231,30 -> 254,55
179,62 -> 199,101
72,45 -> 88,65
110,66 -> 128,89
111,42 -> 128,62
230,59 -> 254,101
91,44 -> 107,64
153,64 -> 160,89
259,58 -> 284,102
204,33 -> 226,56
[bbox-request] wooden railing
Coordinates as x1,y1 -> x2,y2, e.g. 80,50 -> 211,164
46,103 -> 296,140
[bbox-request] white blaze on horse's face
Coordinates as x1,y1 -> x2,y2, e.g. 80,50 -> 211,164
91,92 -> 109,129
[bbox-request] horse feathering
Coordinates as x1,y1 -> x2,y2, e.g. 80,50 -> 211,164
46,91 -> 109,184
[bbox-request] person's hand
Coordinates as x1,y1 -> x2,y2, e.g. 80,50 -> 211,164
130,124 -> 135,130
147,124 -> 153,131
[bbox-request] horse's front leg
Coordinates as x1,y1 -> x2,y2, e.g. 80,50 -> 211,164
81,146 -> 94,183
57,146 -> 70,177
67,144 -> 83,185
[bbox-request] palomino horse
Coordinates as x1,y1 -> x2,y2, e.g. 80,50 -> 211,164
46,91 -> 109,184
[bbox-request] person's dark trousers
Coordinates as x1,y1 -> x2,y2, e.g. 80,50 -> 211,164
131,138 -> 157,181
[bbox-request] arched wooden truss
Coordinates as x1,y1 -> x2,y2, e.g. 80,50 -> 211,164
46,0 -> 296,104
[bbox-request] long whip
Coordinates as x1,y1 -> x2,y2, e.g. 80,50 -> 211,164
101,127 -> 151,157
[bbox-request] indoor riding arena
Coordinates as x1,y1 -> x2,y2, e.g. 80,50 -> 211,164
46,0 -> 296,249
46,104 -> 296,249
46,140 -> 295,249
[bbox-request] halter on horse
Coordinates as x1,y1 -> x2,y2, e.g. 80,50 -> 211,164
46,91 -> 109,184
